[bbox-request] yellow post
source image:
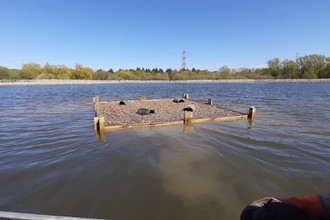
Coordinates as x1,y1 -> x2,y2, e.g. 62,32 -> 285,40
94,117 -> 99,130
93,97 -> 99,105
184,111 -> 193,124
141,96 -> 146,101
182,94 -> 189,99
99,117 -> 105,130
248,106 -> 256,121
93,97 -> 99,114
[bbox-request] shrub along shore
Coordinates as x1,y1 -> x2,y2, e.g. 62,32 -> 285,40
1,54 -> 329,81
1,78 -> 330,86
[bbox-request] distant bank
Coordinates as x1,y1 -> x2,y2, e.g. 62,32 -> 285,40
1,79 -> 330,86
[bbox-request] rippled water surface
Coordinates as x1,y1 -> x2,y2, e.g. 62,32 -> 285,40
0,83 -> 330,219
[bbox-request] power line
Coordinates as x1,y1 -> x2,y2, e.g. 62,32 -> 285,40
181,48 -> 186,69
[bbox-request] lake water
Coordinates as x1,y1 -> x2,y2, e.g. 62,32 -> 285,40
0,83 -> 329,220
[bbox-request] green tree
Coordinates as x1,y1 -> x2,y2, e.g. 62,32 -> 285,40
21,63 -> 42,79
326,57 -> 330,65
318,66 -> 330,78
218,65 -> 231,79
117,70 -> 132,80
36,73 -> 56,79
72,63 -> 93,79
172,73 -> 189,80
19,71 -> 34,79
297,54 -> 326,78
151,68 -> 159,74
281,59 -> 299,78
0,66 -> 10,79
165,68 -> 172,74
57,66 -> 74,79
317,58 -> 330,78
133,70 -> 146,79
42,62 -> 53,74
92,70 -> 110,80
302,68 -> 318,79
0,67 -> 20,79
266,58 -> 281,78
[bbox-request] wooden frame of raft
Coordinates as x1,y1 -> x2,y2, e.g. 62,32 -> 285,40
93,95 -> 256,131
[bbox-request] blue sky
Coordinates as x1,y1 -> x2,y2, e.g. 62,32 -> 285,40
1,0 -> 330,71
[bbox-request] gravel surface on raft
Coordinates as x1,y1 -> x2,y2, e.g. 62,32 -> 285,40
95,99 -> 244,126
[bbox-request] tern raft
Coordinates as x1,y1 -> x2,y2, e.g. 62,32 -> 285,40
93,94 -> 256,131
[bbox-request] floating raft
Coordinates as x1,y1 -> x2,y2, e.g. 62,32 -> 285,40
93,94 -> 256,131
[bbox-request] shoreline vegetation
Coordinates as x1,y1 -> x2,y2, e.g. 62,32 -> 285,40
1,78 -> 330,86
1,54 -> 329,82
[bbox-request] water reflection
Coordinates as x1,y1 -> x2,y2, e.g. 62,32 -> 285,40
159,140 -> 243,219
95,130 -> 106,141
183,123 -> 194,133
160,146 -> 218,200
1,83 -> 330,220
247,119 -> 255,129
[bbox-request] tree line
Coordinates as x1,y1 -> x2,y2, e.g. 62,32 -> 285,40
266,54 -> 330,79
1,54 -> 329,80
